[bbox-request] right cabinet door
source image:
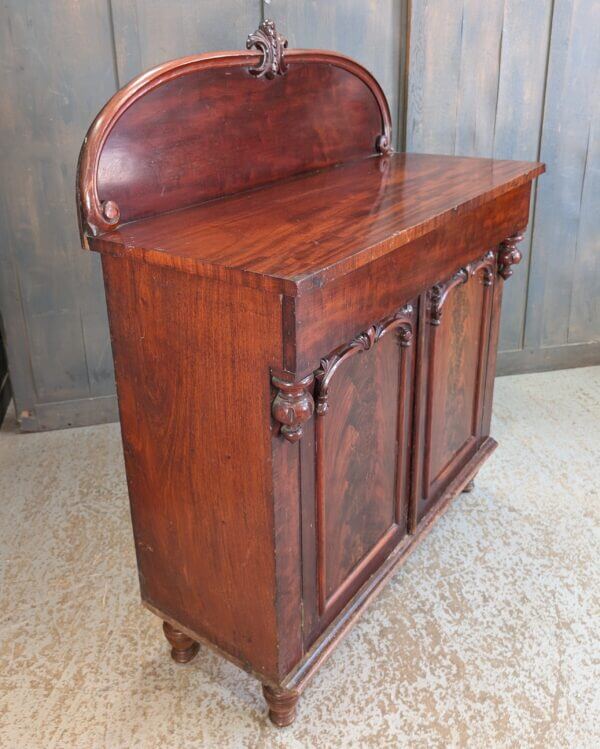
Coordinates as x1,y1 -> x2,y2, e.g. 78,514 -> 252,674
412,251 -> 498,525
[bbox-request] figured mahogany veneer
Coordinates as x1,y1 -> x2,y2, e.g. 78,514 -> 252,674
77,22 -> 544,727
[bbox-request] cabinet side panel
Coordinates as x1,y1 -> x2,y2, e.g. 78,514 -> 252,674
101,255 -> 282,679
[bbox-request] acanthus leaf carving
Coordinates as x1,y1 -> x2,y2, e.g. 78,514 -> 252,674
271,373 -> 314,443
315,305 -> 413,416
498,232 -> 524,280
246,19 -> 288,79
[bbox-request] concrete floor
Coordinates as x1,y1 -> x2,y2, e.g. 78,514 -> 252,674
0,367 -> 599,748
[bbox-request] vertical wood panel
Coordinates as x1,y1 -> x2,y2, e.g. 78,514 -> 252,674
110,0 -> 261,84
267,0 -> 406,147
406,0 -> 600,368
0,1 -> 118,420
0,0 -> 263,429
492,0 -> 553,351
406,0 -> 464,154
567,97 -> 600,343
525,0 -> 600,349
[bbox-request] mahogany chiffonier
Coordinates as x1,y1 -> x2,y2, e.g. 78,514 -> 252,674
77,22 -> 544,727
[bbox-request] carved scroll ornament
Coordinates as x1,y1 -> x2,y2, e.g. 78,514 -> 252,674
247,20 -> 288,79
315,306 -> 413,416
271,373 -> 314,443
498,233 -> 524,280
428,250 -> 497,325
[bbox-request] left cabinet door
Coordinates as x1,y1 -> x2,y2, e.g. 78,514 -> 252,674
300,305 -> 416,643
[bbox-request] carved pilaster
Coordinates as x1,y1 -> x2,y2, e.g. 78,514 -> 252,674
498,232 -> 524,280
315,305 -> 413,415
247,20 -> 288,79
271,373 -> 314,443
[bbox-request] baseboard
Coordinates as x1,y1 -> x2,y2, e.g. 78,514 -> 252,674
18,394 -> 119,432
497,341 -> 600,376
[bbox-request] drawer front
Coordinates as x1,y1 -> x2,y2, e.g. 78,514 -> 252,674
412,251 -> 497,525
300,303 -> 416,642
292,183 -> 531,376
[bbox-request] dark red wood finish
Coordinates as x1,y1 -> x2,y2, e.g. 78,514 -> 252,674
77,27 -> 543,727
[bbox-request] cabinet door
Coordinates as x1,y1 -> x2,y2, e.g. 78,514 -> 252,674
412,252 -> 497,526
301,304 -> 416,641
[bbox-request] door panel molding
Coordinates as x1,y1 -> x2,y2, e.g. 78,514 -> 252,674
308,304 -> 415,624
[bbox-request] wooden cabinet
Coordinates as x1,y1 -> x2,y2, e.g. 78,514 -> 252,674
77,22 -> 543,728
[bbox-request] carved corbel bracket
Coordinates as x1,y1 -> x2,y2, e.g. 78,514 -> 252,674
428,268 -> 470,325
498,233 -> 524,280
247,19 -> 288,79
271,373 -> 314,443
429,249 -> 499,325
470,249 -> 497,287
315,305 -> 413,415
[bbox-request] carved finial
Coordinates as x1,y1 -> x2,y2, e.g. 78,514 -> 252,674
247,19 -> 288,79
498,233 -> 524,280
271,373 -> 314,443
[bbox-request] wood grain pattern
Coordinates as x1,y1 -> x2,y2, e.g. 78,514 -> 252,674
101,253 -> 285,680
412,256 -> 496,525
78,49 -> 391,237
91,153 -> 543,295
292,184 -> 533,375
312,308 -> 414,621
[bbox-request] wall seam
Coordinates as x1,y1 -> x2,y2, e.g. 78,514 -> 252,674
521,0 -> 556,350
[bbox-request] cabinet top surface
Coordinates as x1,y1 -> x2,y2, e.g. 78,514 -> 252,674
91,152 -> 543,296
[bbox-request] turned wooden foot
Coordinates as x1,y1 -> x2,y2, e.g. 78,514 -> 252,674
462,478 -> 475,493
262,685 -> 300,727
162,621 -> 199,663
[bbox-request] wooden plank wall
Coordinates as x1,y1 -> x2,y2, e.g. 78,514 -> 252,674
0,0 -> 408,430
407,0 -> 600,374
268,0 -> 408,147
0,1 -> 597,429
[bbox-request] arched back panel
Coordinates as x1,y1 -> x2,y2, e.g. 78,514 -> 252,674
77,33 -> 392,241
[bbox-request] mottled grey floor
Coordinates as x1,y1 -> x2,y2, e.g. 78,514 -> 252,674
1,367 -> 599,748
